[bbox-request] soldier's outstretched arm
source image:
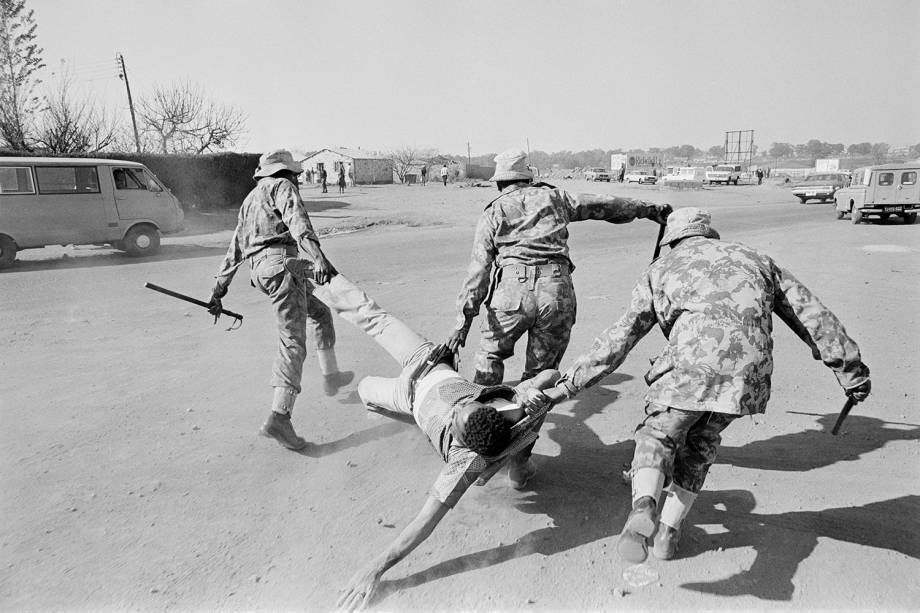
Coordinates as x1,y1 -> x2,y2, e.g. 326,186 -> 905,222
336,495 -> 450,612
771,262 -> 870,393
560,274 -> 659,394
568,193 -> 672,225
274,179 -> 337,283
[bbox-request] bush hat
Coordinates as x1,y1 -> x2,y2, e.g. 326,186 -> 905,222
489,148 -> 534,182
660,207 -> 721,246
254,149 -> 303,179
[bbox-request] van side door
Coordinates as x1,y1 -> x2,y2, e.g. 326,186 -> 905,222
33,165 -> 109,245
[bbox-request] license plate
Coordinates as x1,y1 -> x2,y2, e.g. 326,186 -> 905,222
884,206 -> 902,213
805,191 -> 817,196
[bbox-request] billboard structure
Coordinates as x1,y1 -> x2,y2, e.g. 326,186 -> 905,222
724,130 -> 755,168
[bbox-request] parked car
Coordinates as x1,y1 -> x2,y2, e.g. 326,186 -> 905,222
584,167 -> 611,182
791,172 -> 850,204
834,163 -> 919,224
624,170 -> 657,184
705,164 -> 742,185
0,157 -> 184,268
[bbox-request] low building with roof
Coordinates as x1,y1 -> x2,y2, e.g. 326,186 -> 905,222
300,147 -> 393,185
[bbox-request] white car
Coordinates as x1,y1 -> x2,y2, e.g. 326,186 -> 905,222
584,167 -> 611,182
624,170 -> 657,184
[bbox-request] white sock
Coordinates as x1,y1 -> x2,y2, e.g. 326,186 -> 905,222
658,483 -> 698,529
317,348 -> 338,376
271,386 -> 297,415
632,467 -> 665,505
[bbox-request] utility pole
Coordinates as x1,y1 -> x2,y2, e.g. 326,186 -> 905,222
467,142 -> 471,168
116,53 -> 141,153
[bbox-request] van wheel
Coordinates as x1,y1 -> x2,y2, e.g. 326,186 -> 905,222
836,210 -> 845,220
852,209 -> 862,224
904,213 -> 917,225
0,235 -> 17,269
799,197 -> 808,204
123,225 -> 161,257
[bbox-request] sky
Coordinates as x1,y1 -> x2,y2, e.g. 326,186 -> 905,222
28,0 -> 920,157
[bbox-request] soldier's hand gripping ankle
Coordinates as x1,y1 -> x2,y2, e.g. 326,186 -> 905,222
445,323 -> 470,354
644,202 -> 673,225
846,378 -> 871,402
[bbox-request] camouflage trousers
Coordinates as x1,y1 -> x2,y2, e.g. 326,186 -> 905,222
632,404 -> 737,493
473,263 -> 576,386
250,248 -> 335,394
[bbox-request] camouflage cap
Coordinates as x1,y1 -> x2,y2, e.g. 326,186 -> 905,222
254,149 -> 303,179
660,207 -> 720,246
489,149 -> 534,182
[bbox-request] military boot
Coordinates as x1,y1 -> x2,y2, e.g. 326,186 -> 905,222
260,411 -> 308,451
652,523 -> 680,560
617,496 -> 658,563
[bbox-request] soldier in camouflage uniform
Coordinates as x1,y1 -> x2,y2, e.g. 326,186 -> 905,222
207,149 -> 353,452
445,148 -> 671,485
541,207 -> 871,563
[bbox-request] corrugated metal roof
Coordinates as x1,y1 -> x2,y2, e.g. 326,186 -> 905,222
302,147 -> 389,161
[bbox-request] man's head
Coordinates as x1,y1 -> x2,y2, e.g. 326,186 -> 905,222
254,149 -> 303,181
450,401 -> 511,456
660,207 -> 720,248
490,148 -> 534,190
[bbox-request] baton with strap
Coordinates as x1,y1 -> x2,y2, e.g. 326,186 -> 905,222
144,282 -> 244,329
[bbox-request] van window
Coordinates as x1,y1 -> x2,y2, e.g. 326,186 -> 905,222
901,171 -> 917,186
113,167 -> 147,190
877,172 -> 894,186
0,166 -> 35,194
35,166 -> 101,194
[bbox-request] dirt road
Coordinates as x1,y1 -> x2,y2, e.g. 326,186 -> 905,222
1,180 -> 918,611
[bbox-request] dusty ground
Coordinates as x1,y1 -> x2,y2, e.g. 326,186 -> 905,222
1,179 -> 918,612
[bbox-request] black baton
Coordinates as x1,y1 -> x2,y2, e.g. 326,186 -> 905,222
144,282 -> 244,322
831,396 -> 857,435
652,223 -> 666,261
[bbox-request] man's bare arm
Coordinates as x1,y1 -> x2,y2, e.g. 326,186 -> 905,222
336,495 -> 449,612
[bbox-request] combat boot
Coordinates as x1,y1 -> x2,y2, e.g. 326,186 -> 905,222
617,496 -> 658,563
508,457 -> 537,490
652,523 -> 680,560
260,411 -> 308,451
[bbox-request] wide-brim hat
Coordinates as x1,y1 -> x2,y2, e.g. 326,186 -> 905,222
660,207 -> 721,246
254,149 -> 303,178
489,148 -> 534,182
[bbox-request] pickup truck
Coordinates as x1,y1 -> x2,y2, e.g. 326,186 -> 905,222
706,164 -> 742,185
584,167 -> 611,182
834,163 -> 919,224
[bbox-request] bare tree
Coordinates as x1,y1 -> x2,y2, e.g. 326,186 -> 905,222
871,142 -> 889,165
34,69 -> 119,153
137,81 -> 246,154
0,0 -> 45,150
388,147 -> 420,184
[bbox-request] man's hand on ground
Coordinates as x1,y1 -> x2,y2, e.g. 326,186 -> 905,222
846,379 -> 871,402
335,565 -> 381,612
446,327 -> 469,354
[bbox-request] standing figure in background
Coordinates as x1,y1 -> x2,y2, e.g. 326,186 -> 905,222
338,164 -> 346,194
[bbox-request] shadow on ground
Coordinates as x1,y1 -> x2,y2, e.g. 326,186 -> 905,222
1,243 -> 228,273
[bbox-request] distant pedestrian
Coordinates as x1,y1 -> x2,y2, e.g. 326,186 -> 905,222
618,167 -> 626,183
347,165 -> 355,187
756,169 -> 764,185
420,165 -> 428,186
338,165 -> 346,194
440,164 -> 449,186
320,167 -> 328,193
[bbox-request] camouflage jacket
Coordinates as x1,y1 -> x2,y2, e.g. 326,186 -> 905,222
455,183 -> 656,330
214,177 -> 320,286
562,236 -> 869,415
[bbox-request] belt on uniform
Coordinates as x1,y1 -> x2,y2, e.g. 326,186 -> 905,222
249,244 -> 296,267
500,262 -> 570,280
